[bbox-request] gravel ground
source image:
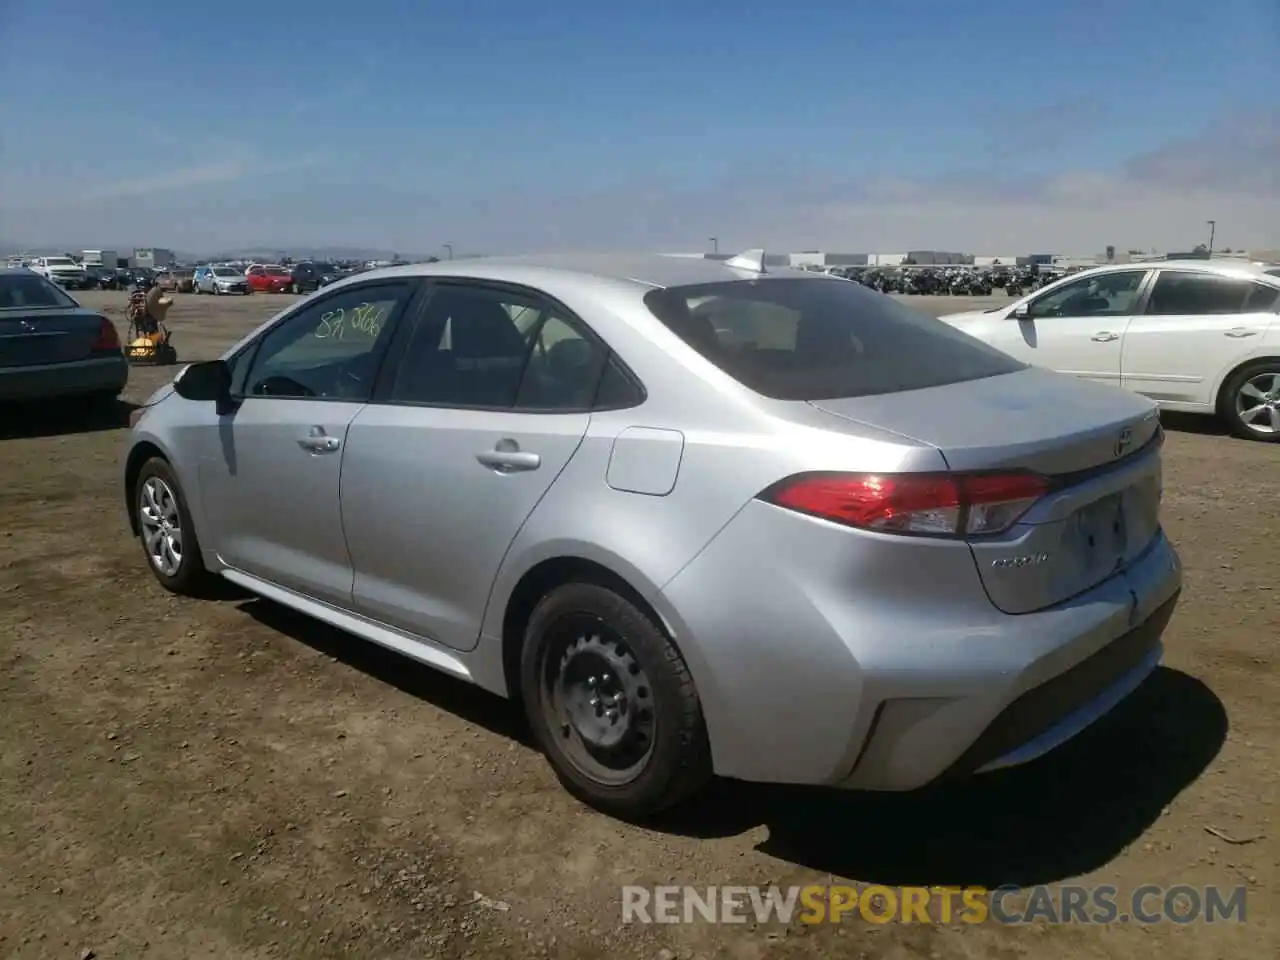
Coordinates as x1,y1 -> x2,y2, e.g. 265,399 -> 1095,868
0,288 -> 1274,959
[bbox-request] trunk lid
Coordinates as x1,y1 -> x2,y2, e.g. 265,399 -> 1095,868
807,367 -> 1165,614
0,308 -> 107,367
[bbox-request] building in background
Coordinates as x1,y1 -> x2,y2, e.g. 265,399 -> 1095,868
82,249 -> 119,268
133,248 -> 175,269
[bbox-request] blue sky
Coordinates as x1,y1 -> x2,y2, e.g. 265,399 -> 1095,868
2,0 -> 1277,254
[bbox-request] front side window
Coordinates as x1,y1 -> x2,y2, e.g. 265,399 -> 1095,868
1146,271 -> 1273,315
241,282 -> 413,401
1026,270 -> 1147,319
643,277 -> 1025,401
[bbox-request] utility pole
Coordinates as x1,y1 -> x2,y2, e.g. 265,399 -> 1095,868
443,243 -> 453,260
708,237 -> 718,254
1206,220 -> 1216,256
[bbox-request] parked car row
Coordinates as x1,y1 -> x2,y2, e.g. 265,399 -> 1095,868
186,261 -> 349,295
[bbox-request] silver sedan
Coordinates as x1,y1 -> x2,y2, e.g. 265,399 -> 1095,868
122,252 -> 1181,818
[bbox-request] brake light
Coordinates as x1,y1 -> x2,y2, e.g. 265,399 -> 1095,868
760,471 -> 1049,537
91,317 -> 120,353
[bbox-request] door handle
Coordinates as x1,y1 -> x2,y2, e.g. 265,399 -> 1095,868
297,426 -> 341,454
476,449 -> 541,472
1091,332 -> 1119,342
1223,328 -> 1258,338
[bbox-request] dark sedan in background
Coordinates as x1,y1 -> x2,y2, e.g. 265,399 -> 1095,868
0,269 -> 128,407
289,261 -> 343,294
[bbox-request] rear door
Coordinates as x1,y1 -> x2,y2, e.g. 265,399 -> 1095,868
341,281 -> 605,651
1121,270 -> 1279,407
986,269 -> 1152,386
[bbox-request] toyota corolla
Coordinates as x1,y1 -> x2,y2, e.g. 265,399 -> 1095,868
122,251 -> 1181,819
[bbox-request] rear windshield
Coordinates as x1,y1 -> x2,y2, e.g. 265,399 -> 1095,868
0,273 -> 77,309
212,267 -> 239,276
265,266 -> 288,275
642,277 -> 1025,401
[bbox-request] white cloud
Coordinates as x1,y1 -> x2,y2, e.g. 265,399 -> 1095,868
3,112 -> 1277,256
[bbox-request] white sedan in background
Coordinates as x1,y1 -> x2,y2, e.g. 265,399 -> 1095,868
940,260 -> 1280,442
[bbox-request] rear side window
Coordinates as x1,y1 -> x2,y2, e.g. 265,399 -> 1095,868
1145,272 -> 1261,315
642,277 -> 1024,401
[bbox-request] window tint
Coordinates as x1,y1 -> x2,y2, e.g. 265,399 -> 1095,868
1244,283 -> 1279,312
1027,271 -> 1146,319
390,286 -> 538,407
0,273 -> 76,309
242,282 -> 411,400
643,277 -> 1024,401
593,354 -> 644,408
1145,272 -> 1258,315
515,313 -> 608,409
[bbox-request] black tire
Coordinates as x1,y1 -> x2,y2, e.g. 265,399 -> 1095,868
520,582 -> 712,819
1220,359 -> 1280,443
133,457 -> 210,594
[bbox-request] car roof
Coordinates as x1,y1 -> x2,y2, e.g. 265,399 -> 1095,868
348,252 -> 831,291
1087,259 -> 1279,282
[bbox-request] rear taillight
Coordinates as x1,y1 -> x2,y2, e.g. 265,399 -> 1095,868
91,317 -> 120,353
760,471 -> 1049,538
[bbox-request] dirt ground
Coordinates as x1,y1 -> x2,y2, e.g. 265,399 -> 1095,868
1,288 -> 1275,959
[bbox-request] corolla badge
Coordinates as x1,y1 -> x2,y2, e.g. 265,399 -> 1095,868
1114,427 -> 1133,458
991,553 -> 1050,569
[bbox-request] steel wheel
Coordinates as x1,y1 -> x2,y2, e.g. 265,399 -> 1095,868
139,476 -> 183,577
1234,370 -> 1280,437
540,615 -> 657,786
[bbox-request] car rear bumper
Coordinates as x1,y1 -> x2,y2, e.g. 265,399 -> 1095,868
0,355 -> 129,401
657,499 -> 1182,790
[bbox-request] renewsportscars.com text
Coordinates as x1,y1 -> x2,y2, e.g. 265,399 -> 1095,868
621,884 -> 1248,925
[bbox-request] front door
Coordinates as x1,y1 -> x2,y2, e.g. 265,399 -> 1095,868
1121,270 -> 1279,407
341,282 -> 608,651
197,279 -> 421,607
990,269 -> 1152,386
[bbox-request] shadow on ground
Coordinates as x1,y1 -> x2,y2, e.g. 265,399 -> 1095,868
0,397 -> 139,440
1160,411 -> 1230,438
236,596 -> 1227,889
241,598 -> 530,745
661,667 -> 1226,888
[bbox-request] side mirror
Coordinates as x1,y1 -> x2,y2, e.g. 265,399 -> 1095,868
173,359 -> 235,412
1011,302 -> 1031,320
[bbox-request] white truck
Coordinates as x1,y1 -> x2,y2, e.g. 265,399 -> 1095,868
82,249 -> 119,268
28,256 -> 90,289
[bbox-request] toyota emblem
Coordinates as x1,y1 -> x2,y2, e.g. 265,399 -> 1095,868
1114,427 -> 1133,458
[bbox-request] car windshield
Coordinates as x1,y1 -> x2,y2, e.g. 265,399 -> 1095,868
45,257 -> 76,267
0,272 -> 77,309
643,277 -> 1026,401
265,266 -> 289,276
1266,268 -> 1280,277
212,267 -> 239,277
314,263 -> 336,272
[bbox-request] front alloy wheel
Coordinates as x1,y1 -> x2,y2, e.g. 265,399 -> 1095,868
134,457 -> 209,593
